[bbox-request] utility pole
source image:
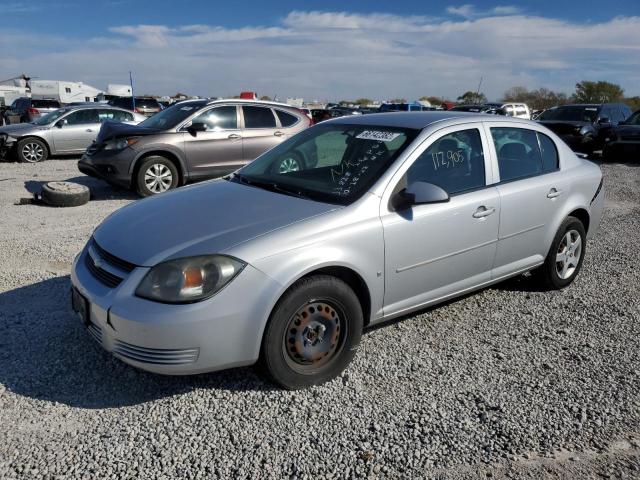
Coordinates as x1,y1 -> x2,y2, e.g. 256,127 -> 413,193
129,71 -> 136,111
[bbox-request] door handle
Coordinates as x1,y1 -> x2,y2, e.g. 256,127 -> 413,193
274,131 -> 285,137
547,188 -> 562,199
86,129 -> 93,132
472,206 -> 496,218
228,134 -> 241,139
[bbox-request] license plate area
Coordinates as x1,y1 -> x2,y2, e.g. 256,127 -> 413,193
71,287 -> 89,326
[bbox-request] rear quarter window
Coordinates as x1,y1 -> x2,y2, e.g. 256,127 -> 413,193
275,109 -> 299,128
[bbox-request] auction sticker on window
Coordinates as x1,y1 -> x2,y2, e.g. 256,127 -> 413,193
356,130 -> 401,142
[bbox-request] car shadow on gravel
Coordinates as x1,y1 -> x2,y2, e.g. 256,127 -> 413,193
23,176 -> 138,202
0,276 -> 275,409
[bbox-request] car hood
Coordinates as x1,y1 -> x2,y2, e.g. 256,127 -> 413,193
538,120 -> 589,134
93,179 -> 339,267
0,123 -> 45,137
95,121 -> 161,144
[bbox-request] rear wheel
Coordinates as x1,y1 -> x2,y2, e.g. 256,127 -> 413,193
535,216 -> 586,289
136,156 -> 179,196
17,138 -> 48,163
260,275 -> 363,389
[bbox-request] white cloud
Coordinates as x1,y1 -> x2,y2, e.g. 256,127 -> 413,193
447,4 -> 522,19
2,10 -> 639,100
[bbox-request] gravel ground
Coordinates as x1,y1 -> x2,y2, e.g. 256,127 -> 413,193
0,158 -> 639,479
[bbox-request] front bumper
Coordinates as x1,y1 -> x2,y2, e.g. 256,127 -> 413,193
78,147 -> 138,188
70,244 -> 283,375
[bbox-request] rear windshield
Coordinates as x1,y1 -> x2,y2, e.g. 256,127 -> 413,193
32,100 -> 61,108
538,106 -> 599,123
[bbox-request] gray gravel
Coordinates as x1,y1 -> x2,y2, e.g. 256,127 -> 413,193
1,159 -> 639,479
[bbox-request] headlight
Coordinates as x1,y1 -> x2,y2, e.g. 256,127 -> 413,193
579,126 -> 590,136
136,255 -> 246,304
104,137 -> 139,150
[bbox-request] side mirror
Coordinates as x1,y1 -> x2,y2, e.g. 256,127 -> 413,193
392,181 -> 450,210
55,119 -> 67,128
597,116 -> 610,125
187,122 -> 207,135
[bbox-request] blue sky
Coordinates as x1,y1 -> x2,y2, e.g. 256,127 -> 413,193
1,1 -> 639,100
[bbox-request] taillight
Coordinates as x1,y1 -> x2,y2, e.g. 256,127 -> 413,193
27,108 -> 39,114
134,108 -> 141,113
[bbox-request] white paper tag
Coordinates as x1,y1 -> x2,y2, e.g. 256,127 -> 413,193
356,130 -> 401,142
180,106 -> 194,111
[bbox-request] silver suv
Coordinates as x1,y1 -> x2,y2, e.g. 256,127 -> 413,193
78,99 -> 311,196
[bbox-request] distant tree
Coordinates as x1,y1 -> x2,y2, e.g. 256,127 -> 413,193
354,98 -> 372,106
259,95 -> 272,101
502,86 -> 569,110
624,96 -> 640,112
573,81 -> 624,103
457,91 -> 487,104
419,96 -> 442,105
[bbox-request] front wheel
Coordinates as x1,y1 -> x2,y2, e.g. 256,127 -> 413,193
17,137 -> 48,163
136,156 -> 179,196
260,275 -> 363,389
535,216 -> 586,289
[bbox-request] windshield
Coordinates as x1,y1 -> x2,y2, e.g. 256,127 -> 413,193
236,123 -> 418,205
624,111 -> 640,125
538,106 -> 599,123
32,108 -> 70,125
139,101 -> 207,129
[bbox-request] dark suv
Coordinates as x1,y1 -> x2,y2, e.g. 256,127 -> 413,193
3,98 -> 62,124
78,99 -> 311,196
108,97 -> 162,117
537,103 -> 631,155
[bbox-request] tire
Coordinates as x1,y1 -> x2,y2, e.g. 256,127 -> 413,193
41,181 -> 90,207
272,151 -> 304,174
260,275 -> 363,389
535,216 -> 587,290
17,137 -> 48,163
136,156 -> 179,197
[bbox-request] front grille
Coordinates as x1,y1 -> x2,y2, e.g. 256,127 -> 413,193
113,340 -> 199,365
85,253 -> 123,288
92,240 -> 136,273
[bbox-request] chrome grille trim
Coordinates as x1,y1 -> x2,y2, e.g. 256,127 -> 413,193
84,252 -> 123,288
92,239 -> 136,273
113,340 -> 199,365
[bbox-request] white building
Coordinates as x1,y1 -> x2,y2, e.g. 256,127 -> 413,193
30,80 -> 103,103
285,97 -> 304,108
106,84 -> 132,97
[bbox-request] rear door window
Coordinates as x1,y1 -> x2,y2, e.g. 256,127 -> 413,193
275,109 -> 299,127
98,109 -> 134,122
243,106 -> 277,128
492,127 -> 548,181
407,128 -> 486,195
64,109 -> 99,125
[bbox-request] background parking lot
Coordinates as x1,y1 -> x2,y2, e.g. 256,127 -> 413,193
0,159 -> 639,479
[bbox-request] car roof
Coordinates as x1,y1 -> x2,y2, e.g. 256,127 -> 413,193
325,111 -> 491,129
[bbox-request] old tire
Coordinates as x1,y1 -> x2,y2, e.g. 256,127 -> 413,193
17,137 -> 48,163
535,216 -> 587,290
136,156 -> 179,197
260,275 -> 363,389
41,181 -> 90,207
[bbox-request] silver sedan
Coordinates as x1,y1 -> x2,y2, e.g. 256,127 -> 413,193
0,105 -> 146,163
71,112 -> 604,389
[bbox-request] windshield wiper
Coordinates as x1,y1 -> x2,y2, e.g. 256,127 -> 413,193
231,173 -> 310,200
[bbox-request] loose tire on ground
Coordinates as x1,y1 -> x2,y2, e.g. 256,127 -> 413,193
260,275 -> 363,389
535,216 -> 587,290
17,137 -> 48,163
136,156 -> 179,197
41,181 -> 90,207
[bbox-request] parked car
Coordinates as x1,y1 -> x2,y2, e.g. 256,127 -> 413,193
311,109 -> 333,124
3,97 -> 62,124
537,103 -> 631,155
78,99 -> 312,196
108,97 -> 162,117
450,104 -> 506,115
71,112 -> 604,389
484,103 -> 531,119
0,106 -> 145,162
378,103 -> 433,112
603,109 -> 640,162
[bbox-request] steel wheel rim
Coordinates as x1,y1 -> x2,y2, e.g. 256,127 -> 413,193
278,157 -> 300,174
22,142 -> 44,162
283,299 -> 346,372
556,229 -> 582,280
144,164 -> 172,193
